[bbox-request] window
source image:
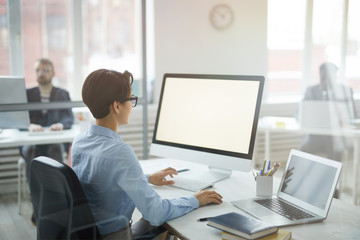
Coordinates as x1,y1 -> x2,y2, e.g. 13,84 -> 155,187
0,1 -> 10,75
47,14 -> 67,50
267,0 -> 356,101
21,0 -> 72,92
82,0 -> 143,98
267,0 -> 306,101
310,0 -> 344,86
346,0 -> 360,92
19,0 -> 145,102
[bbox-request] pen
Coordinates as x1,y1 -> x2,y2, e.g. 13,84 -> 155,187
177,168 -> 190,173
266,162 -> 275,176
267,161 -> 271,171
197,218 -> 208,222
268,162 -> 280,176
270,163 -> 281,176
251,169 -> 256,180
262,160 -> 266,176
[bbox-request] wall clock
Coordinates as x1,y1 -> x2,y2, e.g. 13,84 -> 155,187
209,4 -> 234,30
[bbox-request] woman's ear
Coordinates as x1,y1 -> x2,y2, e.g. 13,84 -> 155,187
111,101 -> 121,114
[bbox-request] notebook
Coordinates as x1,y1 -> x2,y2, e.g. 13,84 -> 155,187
232,149 -> 342,227
299,100 -> 355,129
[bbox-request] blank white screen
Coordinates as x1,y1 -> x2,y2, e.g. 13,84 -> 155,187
156,77 -> 260,154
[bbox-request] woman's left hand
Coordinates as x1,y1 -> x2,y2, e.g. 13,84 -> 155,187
149,167 -> 178,186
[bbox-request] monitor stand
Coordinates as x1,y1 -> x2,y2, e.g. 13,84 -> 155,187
180,166 -> 232,184
206,166 -> 232,183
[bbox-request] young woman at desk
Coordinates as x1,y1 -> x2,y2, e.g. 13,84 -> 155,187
71,69 -> 223,239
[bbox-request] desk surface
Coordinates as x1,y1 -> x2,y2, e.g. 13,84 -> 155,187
141,158 -> 360,240
0,125 -> 81,148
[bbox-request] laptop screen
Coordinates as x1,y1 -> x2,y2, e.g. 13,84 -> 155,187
280,154 -> 338,210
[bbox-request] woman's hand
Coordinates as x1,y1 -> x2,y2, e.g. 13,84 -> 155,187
149,167 -> 178,186
194,190 -> 223,207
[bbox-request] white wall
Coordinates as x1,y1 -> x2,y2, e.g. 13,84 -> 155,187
153,0 -> 268,101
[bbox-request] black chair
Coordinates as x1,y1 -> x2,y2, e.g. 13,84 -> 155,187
29,156 -> 100,240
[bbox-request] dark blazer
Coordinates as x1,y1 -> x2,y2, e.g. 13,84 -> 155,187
303,83 -> 357,118
26,86 -> 74,129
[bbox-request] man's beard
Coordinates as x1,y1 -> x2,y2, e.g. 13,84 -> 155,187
37,76 -> 51,86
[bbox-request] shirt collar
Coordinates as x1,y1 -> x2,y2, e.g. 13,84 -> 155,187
89,124 -> 120,140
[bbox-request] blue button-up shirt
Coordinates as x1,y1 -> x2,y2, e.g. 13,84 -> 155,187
71,125 -> 199,235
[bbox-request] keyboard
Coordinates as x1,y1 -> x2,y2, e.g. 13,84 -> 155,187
27,130 -> 65,136
255,198 -> 315,220
168,176 -> 213,192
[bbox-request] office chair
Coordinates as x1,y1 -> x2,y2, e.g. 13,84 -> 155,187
29,156 -> 176,240
29,156 -> 100,240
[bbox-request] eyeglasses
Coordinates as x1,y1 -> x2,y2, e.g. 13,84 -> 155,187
122,95 -> 138,107
36,68 -> 53,74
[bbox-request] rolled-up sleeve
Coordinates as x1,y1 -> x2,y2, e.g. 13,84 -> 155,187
114,145 -> 199,226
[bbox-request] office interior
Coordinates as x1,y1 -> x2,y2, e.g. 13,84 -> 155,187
0,0 -> 360,239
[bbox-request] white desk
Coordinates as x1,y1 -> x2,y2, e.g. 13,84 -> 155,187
258,116 -> 360,206
141,159 -> 360,240
0,125 -> 81,148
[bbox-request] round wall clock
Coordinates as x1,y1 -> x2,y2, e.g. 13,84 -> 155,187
209,4 -> 234,30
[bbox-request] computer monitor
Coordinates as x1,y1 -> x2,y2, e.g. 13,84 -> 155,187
0,76 -> 30,130
150,73 -> 264,183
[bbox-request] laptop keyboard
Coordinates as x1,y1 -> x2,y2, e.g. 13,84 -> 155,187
255,198 -> 315,220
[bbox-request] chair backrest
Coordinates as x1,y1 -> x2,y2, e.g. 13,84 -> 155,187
30,156 -> 99,240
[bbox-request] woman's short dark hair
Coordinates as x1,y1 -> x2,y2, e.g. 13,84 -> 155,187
82,69 -> 133,119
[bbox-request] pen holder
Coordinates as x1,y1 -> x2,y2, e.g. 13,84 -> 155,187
256,176 -> 273,197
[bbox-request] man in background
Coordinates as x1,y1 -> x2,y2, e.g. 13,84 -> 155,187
20,58 -> 74,224
299,62 -> 357,162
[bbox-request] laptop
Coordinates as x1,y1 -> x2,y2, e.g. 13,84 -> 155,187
0,77 -> 30,130
299,100 -> 355,129
231,149 -> 342,227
